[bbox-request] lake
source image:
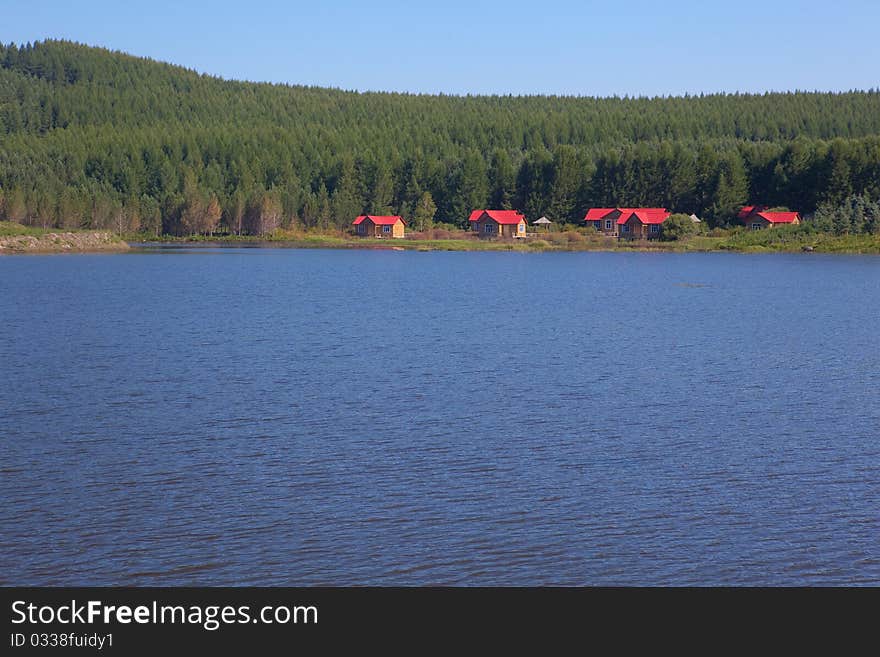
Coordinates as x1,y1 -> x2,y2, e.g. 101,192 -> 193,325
1,247 -> 878,585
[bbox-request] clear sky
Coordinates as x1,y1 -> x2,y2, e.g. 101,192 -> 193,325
4,0 -> 879,96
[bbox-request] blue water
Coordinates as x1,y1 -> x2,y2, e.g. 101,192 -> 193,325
1,248 -> 878,585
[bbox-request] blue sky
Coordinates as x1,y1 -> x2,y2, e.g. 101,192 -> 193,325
4,0 -> 879,96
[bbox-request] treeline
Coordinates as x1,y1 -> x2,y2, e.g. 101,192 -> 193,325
1,40 -> 879,235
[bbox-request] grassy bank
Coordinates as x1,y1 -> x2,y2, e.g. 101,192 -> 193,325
128,227 -> 703,252
7,221 -> 876,254
126,226 -> 880,254
0,222 -> 130,253
0,221 -> 52,237
717,226 -> 880,253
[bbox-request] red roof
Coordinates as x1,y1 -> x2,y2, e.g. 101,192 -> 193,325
584,208 -> 616,221
469,209 -> 526,225
737,205 -> 767,220
755,211 -> 800,224
617,208 -> 670,225
352,215 -> 405,226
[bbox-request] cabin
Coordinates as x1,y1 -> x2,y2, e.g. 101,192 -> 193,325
736,205 -> 768,222
469,210 -> 527,238
744,211 -> 801,230
585,207 -> 669,237
352,215 -> 406,238
618,209 -> 671,239
584,208 -> 620,235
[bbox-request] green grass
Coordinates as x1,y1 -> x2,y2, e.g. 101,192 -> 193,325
128,232 -> 548,251
717,225 -> 880,253
0,221 -> 53,237
678,236 -> 726,251
111,226 -> 880,255
813,234 -> 880,253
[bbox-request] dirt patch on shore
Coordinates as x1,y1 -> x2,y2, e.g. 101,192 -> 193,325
0,231 -> 130,254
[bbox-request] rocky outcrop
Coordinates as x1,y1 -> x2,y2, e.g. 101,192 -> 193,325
0,231 -> 129,254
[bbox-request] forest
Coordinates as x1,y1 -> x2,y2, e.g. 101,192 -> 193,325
1,40 -> 879,236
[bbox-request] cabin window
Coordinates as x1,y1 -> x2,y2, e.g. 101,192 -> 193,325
357,224 -> 365,234
484,223 -> 494,234
650,225 -> 660,233
605,220 -> 612,230
518,223 -> 524,233
382,225 -> 391,233
750,223 -> 762,231
621,225 -> 629,233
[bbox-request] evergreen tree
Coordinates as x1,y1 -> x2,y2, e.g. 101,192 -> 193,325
370,165 -> 394,216
1,40 -> 879,234
822,144 -> 853,207
449,149 -> 488,225
488,149 -> 516,209
708,151 -> 748,226
316,183 -> 332,229
516,149 -> 552,219
412,190 -> 437,230
547,145 -> 579,222
398,172 -> 422,222
331,158 -> 363,225
139,194 -> 162,236
57,188 -> 83,229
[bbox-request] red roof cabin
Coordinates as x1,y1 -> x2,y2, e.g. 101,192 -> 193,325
585,207 -> 670,238
584,208 -> 620,235
743,210 -> 801,230
618,208 -> 671,239
353,215 -> 406,238
736,205 -> 768,221
469,209 -> 527,238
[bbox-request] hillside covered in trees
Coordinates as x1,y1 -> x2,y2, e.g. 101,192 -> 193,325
1,39 -> 879,235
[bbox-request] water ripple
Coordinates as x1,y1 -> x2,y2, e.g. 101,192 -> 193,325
1,249 -> 878,585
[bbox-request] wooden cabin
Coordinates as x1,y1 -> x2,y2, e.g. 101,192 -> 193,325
584,208 -> 620,235
618,209 -> 671,239
743,211 -> 801,230
353,215 -> 406,238
469,210 -> 527,238
736,205 -> 768,223
585,207 -> 669,237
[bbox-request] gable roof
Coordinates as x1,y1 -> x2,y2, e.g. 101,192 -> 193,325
618,208 -> 670,225
584,208 -> 616,221
755,211 -> 800,224
469,209 -> 526,225
585,207 -> 669,224
353,215 -> 405,226
737,205 -> 767,220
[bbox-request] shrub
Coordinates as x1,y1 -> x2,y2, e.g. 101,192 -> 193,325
660,213 -> 699,241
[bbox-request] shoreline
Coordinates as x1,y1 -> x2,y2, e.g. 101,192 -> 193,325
2,225 -> 877,255
125,235 -> 880,255
0,231 -> 130,254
